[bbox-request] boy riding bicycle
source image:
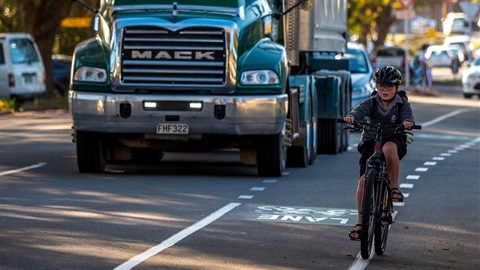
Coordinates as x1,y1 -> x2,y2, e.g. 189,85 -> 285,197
343,66 -> 416,241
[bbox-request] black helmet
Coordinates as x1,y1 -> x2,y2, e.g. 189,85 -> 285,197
374,66 -> 402,85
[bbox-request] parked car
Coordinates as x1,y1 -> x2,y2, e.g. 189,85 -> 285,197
0,33 -> 46,100
51,54 -> 72,96
442,13 -> 468,35
461,57 -> 480,99
424,45 -> 462,72
443,35 -> 473,62
371,46 -> 412,77
344,42 -> 374,107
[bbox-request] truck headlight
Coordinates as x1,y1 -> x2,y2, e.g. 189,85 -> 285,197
240,70 -> 279,85
74,67 -> 107,83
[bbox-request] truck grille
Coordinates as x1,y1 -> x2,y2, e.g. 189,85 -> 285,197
121,26 -> 226,87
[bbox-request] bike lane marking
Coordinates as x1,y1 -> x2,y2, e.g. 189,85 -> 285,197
0,162 -> 47,177
114,202 -> 241,270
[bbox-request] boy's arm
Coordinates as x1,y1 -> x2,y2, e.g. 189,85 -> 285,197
400,98 -> 415,124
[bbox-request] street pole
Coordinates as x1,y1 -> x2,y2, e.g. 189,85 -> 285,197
404,12 -> 410,88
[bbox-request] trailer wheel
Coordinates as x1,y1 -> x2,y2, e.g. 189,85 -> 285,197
257,133 -> 286,177
317,119 -> 341,154
76,130 -> 107,173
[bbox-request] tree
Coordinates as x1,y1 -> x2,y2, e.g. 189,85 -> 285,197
16,0 -> 73,98
348,0 -> 400,53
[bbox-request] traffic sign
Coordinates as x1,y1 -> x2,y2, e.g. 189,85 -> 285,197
459,2 -> 480,21
427,28 -> 437,38
395,9 -> 416,20
399,0 -> 414,10
61,17 -> 92,28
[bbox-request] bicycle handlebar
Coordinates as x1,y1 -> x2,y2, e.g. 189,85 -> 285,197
337,118 -> 422,131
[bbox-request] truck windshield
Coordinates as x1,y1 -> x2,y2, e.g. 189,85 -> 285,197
113,0 -> 244,8
9,38 -> 39,64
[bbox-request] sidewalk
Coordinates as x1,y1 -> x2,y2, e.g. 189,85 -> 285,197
405,83 -> 463,97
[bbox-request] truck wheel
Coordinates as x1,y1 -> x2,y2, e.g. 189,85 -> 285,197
76,130 -> 107,173
257,133 -> 286,177
317,119 -> 340,154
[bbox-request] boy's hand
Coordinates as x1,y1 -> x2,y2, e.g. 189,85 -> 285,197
403,121 -> 414,130
344,116 -> 355,124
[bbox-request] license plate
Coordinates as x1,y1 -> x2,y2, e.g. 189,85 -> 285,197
156,123 -> 189,134
24,75 -> 34,84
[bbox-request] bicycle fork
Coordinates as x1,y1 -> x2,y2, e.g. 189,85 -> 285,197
377,170 -> 394,225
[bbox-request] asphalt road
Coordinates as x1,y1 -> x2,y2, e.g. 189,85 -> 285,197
0,91 -> 479,270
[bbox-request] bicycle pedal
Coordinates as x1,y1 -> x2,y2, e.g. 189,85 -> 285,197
386,213 -> 394,224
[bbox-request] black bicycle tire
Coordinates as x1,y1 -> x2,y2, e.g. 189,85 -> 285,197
375,178 -> 390,255
361,168 -> 377,259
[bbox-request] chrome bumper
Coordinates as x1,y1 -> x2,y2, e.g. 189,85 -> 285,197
69,91 -> 288,135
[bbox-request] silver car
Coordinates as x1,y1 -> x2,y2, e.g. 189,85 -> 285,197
345,42 -> 374,107
461,57 -> 480,99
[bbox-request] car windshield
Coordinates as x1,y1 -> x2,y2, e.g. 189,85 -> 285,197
345,49 -> 369,74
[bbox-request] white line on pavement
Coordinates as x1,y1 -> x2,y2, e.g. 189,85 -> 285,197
420,108 -> 477,127
0,162 -> 47,177
114,202 -> 241,270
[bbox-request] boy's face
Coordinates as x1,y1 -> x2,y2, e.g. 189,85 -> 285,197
376,84 -> 398,101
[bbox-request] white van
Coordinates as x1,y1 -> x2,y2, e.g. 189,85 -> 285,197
0,33 -> 46,100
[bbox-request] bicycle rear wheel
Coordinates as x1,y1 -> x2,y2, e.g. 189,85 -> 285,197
375,180 -> 390,255
361,168 -> 376,259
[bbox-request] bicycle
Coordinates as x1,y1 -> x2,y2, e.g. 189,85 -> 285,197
338,119 -> 421,259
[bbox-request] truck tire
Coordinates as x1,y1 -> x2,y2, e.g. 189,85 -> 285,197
317,119 -> 341,154
76,130 -> 107,173
257,133 -> 286,177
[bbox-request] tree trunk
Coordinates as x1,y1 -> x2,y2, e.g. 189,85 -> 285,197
374,5 -> 397,50
17,0 -> 72,98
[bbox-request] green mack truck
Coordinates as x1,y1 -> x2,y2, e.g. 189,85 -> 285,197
69,0 -> 351,176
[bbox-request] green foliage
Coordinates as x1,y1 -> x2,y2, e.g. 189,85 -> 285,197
0,0 -> 21,32
0,98 -> 16,111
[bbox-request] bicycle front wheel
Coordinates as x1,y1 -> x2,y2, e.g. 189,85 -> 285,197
375,179 -> 390,255
361,168 -> 376,259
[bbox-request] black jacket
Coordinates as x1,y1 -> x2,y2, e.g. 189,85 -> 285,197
347,93 -> 415,142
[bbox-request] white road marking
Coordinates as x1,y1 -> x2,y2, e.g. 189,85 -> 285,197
238,195 -> 254,199
403,193 -> 410,198
432,157 -> 445,160
440,153 -> 451,156
406,175 -> 420,180
420,108 -> 477,127
400,183 -> 414,189
114,202 -> 241,270
448,150 -> 458,153
423,161 -> 437,166
393,202 -> 405,207
415,167 -> 429,172
262,179 -> 277,183
0,162 -> 47,177
250,187 -> 265,191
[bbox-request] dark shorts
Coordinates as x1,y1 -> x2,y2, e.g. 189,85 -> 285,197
357,135 -> 407,177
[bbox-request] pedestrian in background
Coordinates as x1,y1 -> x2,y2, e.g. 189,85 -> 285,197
416,44 -> 433,94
